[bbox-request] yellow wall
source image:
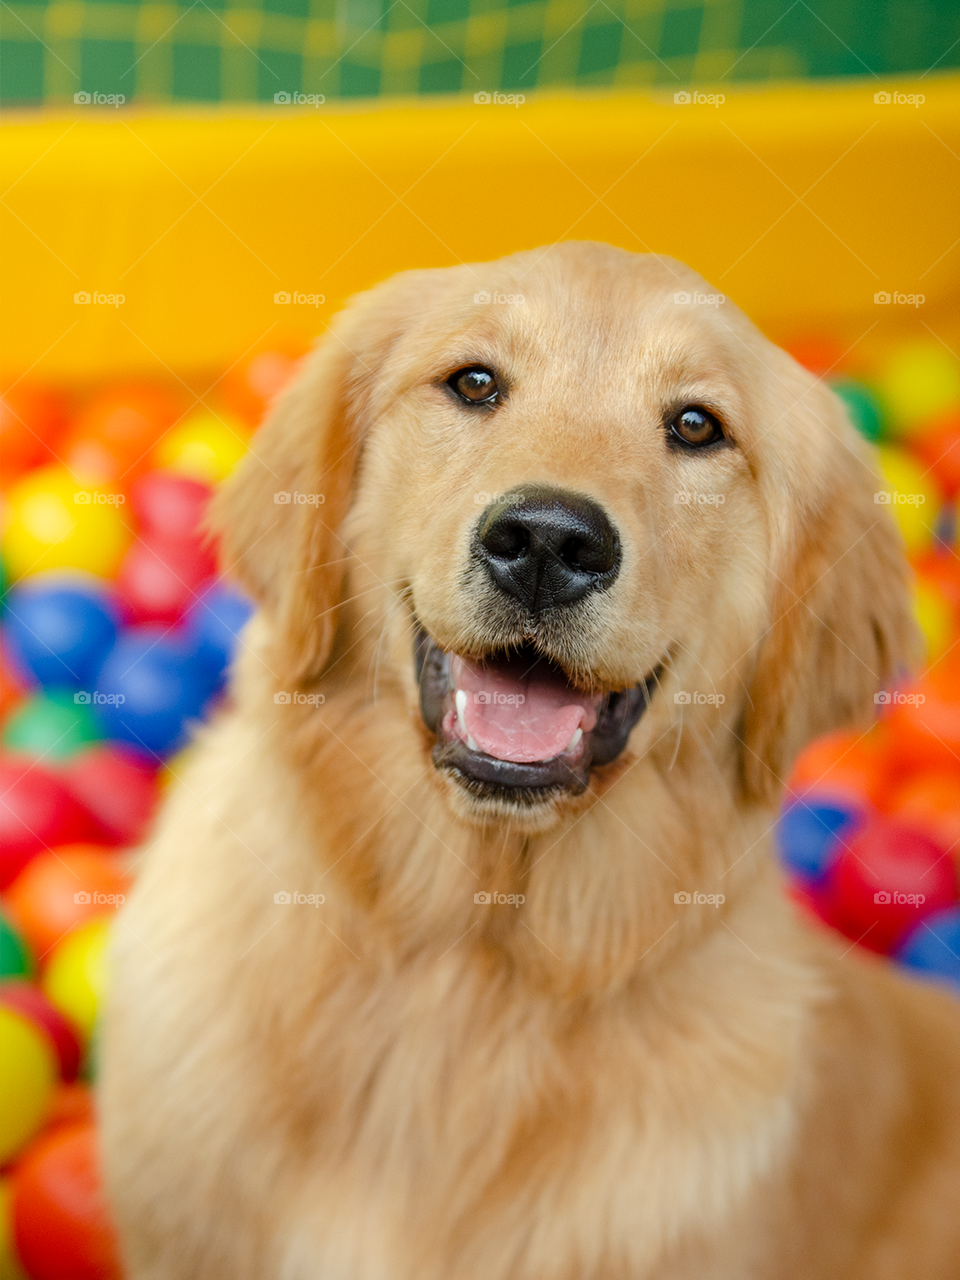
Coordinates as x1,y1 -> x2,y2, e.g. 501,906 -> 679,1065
2,76 -> 957,383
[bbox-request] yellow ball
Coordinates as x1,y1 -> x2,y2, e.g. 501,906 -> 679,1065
0,1006 -> 57,1165
1,466 -> 131,581
877,341 -> 960,437
914,578 -> 954,663
41,917 -> 111,1042
153,410 -> 249,484
875,445 -> 939,555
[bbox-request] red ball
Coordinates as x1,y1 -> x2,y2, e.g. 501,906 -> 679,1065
0,980 -> 82,1080
59,746 -> 159,846
131,470 -> 213,542
828,815 -> 959,953
0,758 -> 99,890
12,1121 -> 123,1280
117,534 -> 218,624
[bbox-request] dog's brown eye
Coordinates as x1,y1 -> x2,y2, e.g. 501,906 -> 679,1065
669,406 -> 724,448
448,366 -> 500,405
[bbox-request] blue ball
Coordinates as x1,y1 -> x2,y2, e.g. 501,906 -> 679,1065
3,579 -> 118,691
896,907 -> 960,995
94,626 -> 220,757
776,800 -> 860,885
184,583 -> 254,675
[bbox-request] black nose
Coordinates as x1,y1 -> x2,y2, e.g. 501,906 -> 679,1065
475,485 -> 621,612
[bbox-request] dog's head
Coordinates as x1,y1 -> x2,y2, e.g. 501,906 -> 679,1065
215,243 -> 915,828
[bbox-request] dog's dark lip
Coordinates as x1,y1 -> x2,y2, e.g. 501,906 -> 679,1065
414,627 -> 661,801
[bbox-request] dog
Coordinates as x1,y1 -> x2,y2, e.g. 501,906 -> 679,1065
100,242 -> 960,1279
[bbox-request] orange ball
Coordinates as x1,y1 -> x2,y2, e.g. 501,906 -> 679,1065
3,848 -> 130,961
887,658 -> 960,774
886,771 -> 960,859
912,550 -> 960,618
62,382 -> 183,483
910,411 -> 960,500
0,385 -> 66,486
787,727 -> 890,808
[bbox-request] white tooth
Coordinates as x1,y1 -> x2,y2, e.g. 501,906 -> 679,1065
565,727 -> 583,753
455,689 -> 468,737
467,735 -> 480,752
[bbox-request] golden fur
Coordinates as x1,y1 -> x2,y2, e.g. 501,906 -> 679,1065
100,243 -> 960,1278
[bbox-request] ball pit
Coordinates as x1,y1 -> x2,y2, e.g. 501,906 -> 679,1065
0,335 -> 957,1276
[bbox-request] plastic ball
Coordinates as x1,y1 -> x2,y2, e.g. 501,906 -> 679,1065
0,646 -> 27,722
2,691 -> 103,762
2,578 -> 118,691
94,626 -> 218,756
0,759 -> 98,890
913,577 -> 954,662
874,445 -> 940,554
829,377 -> 883,442
828,815 -> 958,953
0,982 -> 82,1082
11,1122 -> 122,1280
886,771 -> 960,855
58,745 -> 158,846
2,467 -> 131,581
117,534 -> 217,625
776,800 -> 861,886
61,382 -> 182,484
131,470 -> 213,541
0,911 -> 30,979
910,411 -> 960,499
221,347 -> 304,424
184,582 -> 254,674
0,1176 -> 23,1280
886,657 -> 960,774
876,341 -> 960,436
46,1081 -> 95,1132
787,728 -> 889,809
4,848 -> 130,960
913,549 -> 960,617
896,906 -> 960,994
0,1005 -> 57,1164
41,919 -> 110,1041
0,385 -> 66,485
152,409 -> 249,484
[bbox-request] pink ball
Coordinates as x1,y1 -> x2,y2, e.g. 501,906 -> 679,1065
117,535 -> 217,624
132,471 -> 212,542
828,814 -> 959,953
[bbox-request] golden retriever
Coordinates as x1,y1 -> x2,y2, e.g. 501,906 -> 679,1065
100,242 -> 960,1279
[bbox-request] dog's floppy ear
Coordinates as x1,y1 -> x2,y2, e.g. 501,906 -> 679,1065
211,299 -> 380,686
739,364 -> 919,805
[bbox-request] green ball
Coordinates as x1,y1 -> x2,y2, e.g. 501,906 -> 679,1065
829,377 -> 884,442
1,689 -> 103,761
0,911 -> 30,979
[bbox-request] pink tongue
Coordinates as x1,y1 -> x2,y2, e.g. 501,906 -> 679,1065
450,655 -> 600,764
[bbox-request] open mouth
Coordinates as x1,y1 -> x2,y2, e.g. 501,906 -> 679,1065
415,630 -> 660,799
